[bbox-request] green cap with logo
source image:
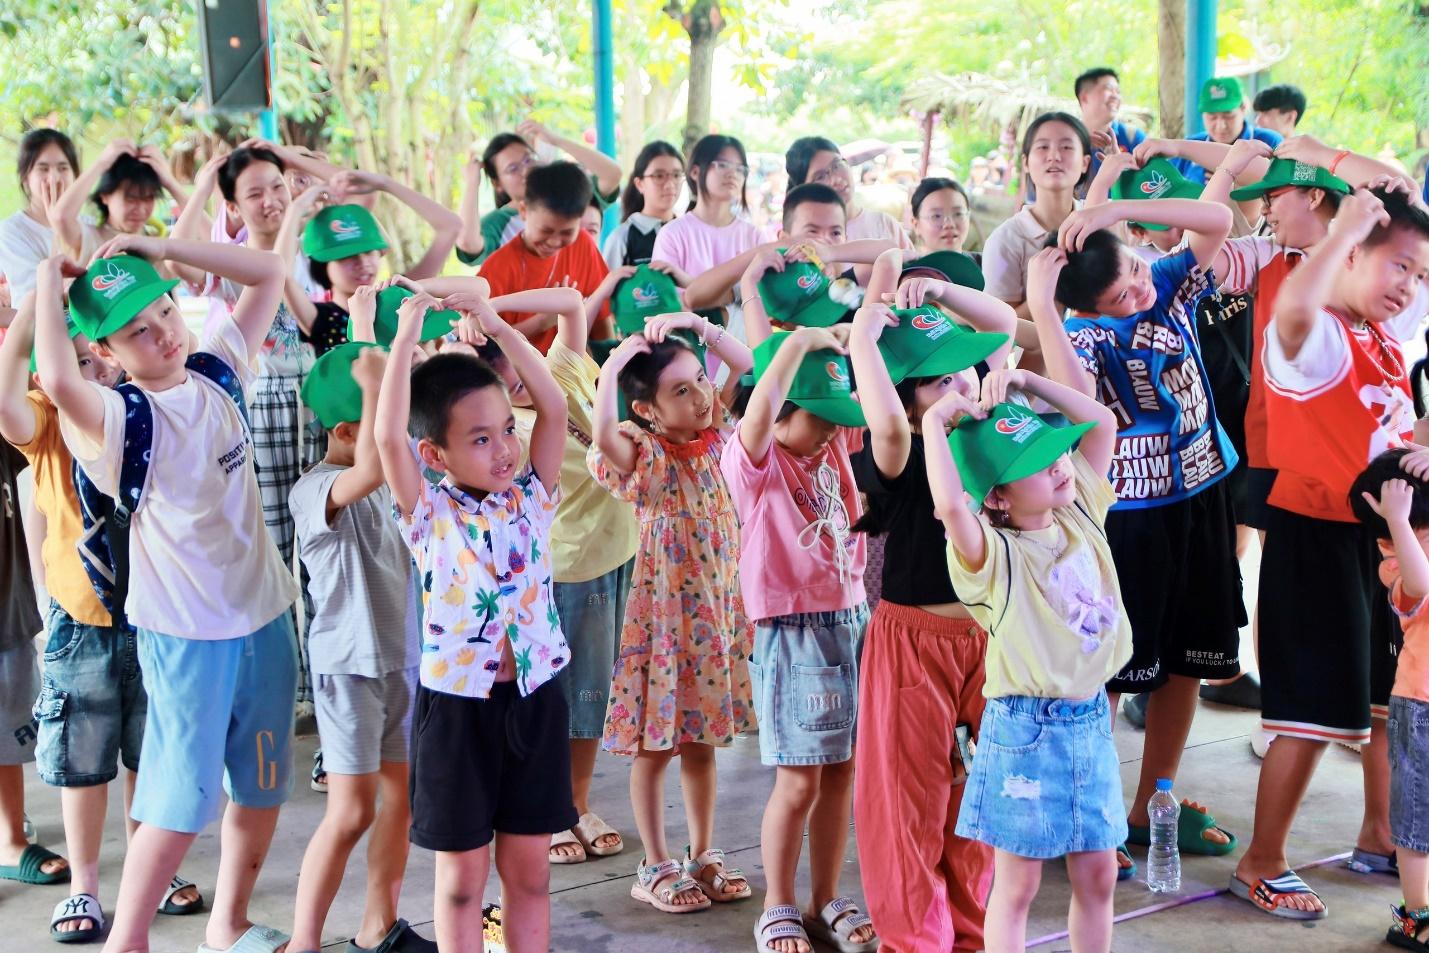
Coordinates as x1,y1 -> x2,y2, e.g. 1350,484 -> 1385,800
1198,76 -> 1245,115
68,255 -> 180,342
29,316 -> 82,374
751,331 -> 866,427
1111,158 -> 1205,231
302,341 -> 386,429
1229,157 -> 1352,202
612,265 -> 683,336
879,307 -> 1008,383
949,402 -> 1093,510
900,250 -> 985,291
757,260 -> 861,328
303,204 -> 389,263
357,286 -> 461,347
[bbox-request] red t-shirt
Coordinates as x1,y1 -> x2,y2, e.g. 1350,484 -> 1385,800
478,231 -> 609,354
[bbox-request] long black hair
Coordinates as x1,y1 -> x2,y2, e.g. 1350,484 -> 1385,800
618,337 -> 700,432
686,134 -> 748,213
785,136 -> 840,187
482,132 -> 532,209
910,177 -> 969,218
91,153 -> 161,225
621,140 -> 683,221
17,128 -> 79,198
1020,112 -> 1093,188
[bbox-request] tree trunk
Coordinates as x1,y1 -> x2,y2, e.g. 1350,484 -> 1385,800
1157,0 -> 1186,138
680,0 -> 722,155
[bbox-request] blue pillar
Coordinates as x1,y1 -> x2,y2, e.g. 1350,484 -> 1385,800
259,0 -> 278,139
593,0 -> 616,158
1185,0 -> 1218,136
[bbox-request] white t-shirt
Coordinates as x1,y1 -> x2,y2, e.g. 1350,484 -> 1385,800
289,463 -> 418,677
845,205 -> 913,249
61,317 -> 299,639
982,203 -> 1082,304
0,211 -> 53,299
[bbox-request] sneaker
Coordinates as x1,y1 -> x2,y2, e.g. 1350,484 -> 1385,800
1122,692 -> 1148,730
310,749 -> 328,794
1199,673 -> 1262,710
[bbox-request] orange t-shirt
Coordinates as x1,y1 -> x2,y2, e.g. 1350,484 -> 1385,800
1380,553 -> 1429,704
477,231 -> 610,354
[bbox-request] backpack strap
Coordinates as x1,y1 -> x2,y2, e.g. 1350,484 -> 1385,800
186,352 -> 251,432
73,381 -> 152,616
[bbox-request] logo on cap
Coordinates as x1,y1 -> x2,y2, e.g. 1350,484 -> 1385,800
911,312 -> 943,331
1140,171 -> 1170,197
825,361 -> 849,384
1209,83 -> 1228,100
1290,162 -> 1318,184
330,217 -> 362,240
632,284 -> 660,307
91,261 -> 136,300
995,411 -> 1042,443
797,273 -> 822,292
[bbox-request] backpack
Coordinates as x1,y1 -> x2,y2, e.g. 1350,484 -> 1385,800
74,352 -> 250,617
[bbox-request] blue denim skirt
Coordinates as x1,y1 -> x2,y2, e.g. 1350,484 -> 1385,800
955,691 -> 1127,858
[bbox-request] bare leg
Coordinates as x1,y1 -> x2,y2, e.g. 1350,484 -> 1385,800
290,772 -> 379,952
1065,850 -> 1116,953
434,846 -> 490,952
982,850 -> 1042,953
353,761 -> 413,948
1233,736 -> 1328,915
1399,849 -> 1429,910
0,764 -> 67,874
1126,676 -> 1226,845
630,746 -> 675,865
101,824 -> 195,953
204,803 -> 284,949
1357,717 -> 1395,857
57,783 -> 109,934
678,743 -> 717,861
805,759 -> 875,945
759,765 -> 818,953
495,832 -> 553,953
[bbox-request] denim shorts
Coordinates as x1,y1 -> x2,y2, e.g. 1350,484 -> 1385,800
552,559 -> 633,740
1388,694 -> 1429,853
956,692 -> 1127,858
748,605 -> 869,767
0,643 -> 40,766
131,613 -> 298,834
33,602 -> 147,787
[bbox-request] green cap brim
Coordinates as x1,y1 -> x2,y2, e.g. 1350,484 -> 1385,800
1130,181 -> 1205,230
901,251 -> 985,291
952,417 -> 1093,510
307,233 -> 388,263
791,395 -> 866,427
902,330 -> 1010,380
85,279 -> 180,341
780,296 -> 851,328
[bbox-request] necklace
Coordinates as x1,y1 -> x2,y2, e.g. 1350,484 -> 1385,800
1011,524 -> 1066,559
1362,321 -> 1406,383
519,245 -> 562,291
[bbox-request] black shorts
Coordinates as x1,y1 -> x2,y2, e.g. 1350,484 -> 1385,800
1258,507 -> 1402,744
1238,466 -> 1277,531
409,680 -> 577,852
1104,479 -> 1245,694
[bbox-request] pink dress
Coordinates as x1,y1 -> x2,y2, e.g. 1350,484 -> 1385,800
587,420 -> 755,755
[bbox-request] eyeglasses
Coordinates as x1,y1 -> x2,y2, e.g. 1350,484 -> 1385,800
920,210 -> 970,226
501,154 -> 537,177
811,158 -> 850,184
710,158 -> 749,179
638,171 -> 684,185
1261,185 -> 1298,206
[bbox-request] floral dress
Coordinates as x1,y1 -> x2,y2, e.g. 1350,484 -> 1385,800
588,420 -> 755,755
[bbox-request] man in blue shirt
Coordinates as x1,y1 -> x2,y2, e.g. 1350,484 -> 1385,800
1172,77 -> 1283,185
1076,68 -> 1147,190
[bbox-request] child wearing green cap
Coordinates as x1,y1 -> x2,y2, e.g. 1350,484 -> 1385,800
846,249 -> 1015,953
35,235 -> 299,953
923,366 -> 1128,953
587,313 -> 757,915
288,343 -> 432,952
1168,77 -> 1283,186
722,323 -> 876,953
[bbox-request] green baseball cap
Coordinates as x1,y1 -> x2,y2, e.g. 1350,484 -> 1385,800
358,286 -> 461,347
303,204 -> 389,263
612,265 -> 682,336
68,255 -> 180,342
751,331 -> 866,427
757,260 -> 861,328
29,316 -> 81,374
1229,157 -> 1352,202
1111,158 -> 1205,231
879,307 -> 1009,384
949,402 -> 1093,510
302,341 -> 386,429
1198,77 -> 1244,115
900,250 -> 985,291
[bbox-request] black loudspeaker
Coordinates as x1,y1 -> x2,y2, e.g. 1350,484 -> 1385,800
196,0 -> 272,111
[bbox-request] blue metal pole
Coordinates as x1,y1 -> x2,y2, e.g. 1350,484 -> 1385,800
593,0 -> 616,158
1184,0 -> 1218,136
259,0 -> 278,139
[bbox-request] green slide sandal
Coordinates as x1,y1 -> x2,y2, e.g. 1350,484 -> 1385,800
0,844 -> 71,885
1127,801 -> 1238,857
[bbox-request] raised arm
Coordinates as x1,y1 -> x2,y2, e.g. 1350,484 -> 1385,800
848,302 -> 911,479
591,335 -> 648,475
456,154 -> 485,261
1082,151 -> 1140,209
1134,138 -> 1270,188
921,390 -> 989,568
33,256 -> 105,442
1024,247 -> 1095,397
896,276 -> 1018,371
1202,139 -> 1278,279
325,346 -> 389,518
686,241 -> 781,311
374,292 -> 432,516
331,170 -> 461,280
481,287 -> 586,353
585,265 -> 636,329
736,246 -> 791,347
1275,135 -> 1409,190
274,184 -> 331,330
740,325 -> 845,465
168,154 -> 228,287
136,146 -> 191,216
50,139 -> 134,259
519,120 -> 622,197
1273,188 -> 1387,359
1060,196 -> 1232,274
0,292 -> 38,446
984,367 -> 1116,475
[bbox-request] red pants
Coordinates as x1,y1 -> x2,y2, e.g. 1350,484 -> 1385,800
854,601 -> 993,953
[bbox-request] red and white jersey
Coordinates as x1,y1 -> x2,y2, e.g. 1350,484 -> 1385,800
1263,308 -> 1414,522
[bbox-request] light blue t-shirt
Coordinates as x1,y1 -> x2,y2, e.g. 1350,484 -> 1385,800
1063,249 -> 1238,509
1172,123 -> 1284,185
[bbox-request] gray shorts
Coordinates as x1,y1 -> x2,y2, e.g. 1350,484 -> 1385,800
0,643 -> 40,765
314,667 -> 417,775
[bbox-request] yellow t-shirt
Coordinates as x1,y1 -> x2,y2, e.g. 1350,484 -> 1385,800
13,391 -> 111,627
947,451 -> 1133,699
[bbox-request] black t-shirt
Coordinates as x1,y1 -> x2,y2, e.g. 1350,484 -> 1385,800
1194,287 -> 1254,460
852,433 -> 962,606
1,443 -> 41,652
303,301 -> 351,358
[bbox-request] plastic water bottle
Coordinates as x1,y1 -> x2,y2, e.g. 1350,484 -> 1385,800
1146,778 -> 1181,893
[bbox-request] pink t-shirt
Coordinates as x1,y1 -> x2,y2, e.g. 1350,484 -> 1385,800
721,427 -> 867,620
650,211 -> 763,277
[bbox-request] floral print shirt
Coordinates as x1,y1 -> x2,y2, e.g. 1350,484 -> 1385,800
397,466 -> 567,699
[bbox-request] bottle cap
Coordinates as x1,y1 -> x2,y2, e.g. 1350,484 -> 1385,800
1155,778 -> 1173,792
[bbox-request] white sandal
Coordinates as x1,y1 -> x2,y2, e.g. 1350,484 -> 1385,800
572,811 -> 624,857
630,858 -> 711,914
685,846 -> 752,902
755,904 -> 810,952
803,897 -> 879,952
50,893 -> 105,944
548,829 -> 588,865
